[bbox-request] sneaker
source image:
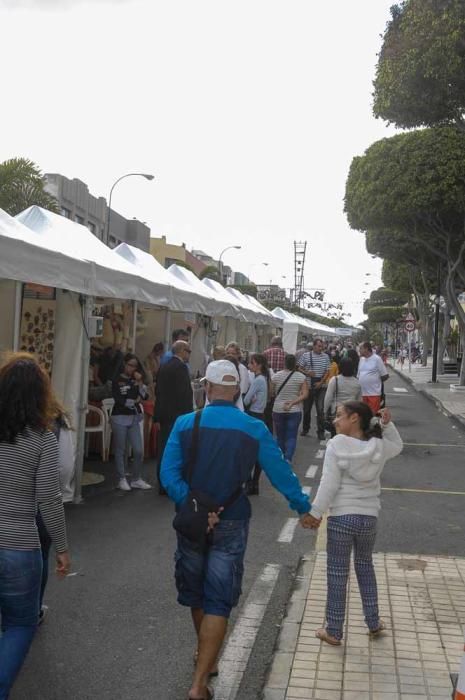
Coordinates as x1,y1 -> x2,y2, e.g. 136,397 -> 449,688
130,478 -> 153,490
117,477 -> 131,491
38,605 -> 48,626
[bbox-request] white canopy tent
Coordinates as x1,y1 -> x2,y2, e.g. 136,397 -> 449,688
167,264 -> 238,319
271,307 -> 337,353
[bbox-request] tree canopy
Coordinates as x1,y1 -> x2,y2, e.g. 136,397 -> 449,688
0,158 -> 58,216
373,0 -> 465,129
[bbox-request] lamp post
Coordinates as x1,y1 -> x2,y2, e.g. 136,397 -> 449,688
105,172 -> 154,246
218,245 -> 241,285
247,262 -> 269,283
431,263 -> 441,383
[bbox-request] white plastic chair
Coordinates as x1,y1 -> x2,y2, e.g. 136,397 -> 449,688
101,398 -> 115,460
84,405 -> 107,462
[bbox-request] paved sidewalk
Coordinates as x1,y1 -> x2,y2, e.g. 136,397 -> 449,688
390,361 -> 465,425
264,551 -> 465,699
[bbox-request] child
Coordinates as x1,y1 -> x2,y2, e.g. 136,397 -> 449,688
306,401 -> 402,645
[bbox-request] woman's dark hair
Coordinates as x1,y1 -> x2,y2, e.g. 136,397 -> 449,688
343,400 -> 383,439
152,342 -> 164,354
117,353 -> 146,381
285,354 -> 297,371
0,353 -> 54,443
250,353 -> 271,382
347,349 -> 359,375
339,358 -> 354,377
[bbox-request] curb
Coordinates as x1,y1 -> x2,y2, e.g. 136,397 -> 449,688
389,364 -> 465,431
262,552 -> 316,700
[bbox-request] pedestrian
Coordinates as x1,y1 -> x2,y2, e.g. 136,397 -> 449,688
143,342 -> 164,456
263,335 -> 286,373
155,340 -> 193,495
160,360 -> 315,700
298,337 -> 331,440
111,353 -> 152,491
37,395 -> 75,624
304,401 -> 403,645
357,341 -> 389,414
323,358 -> 362,437
0,353 -> 70,699
211,346 -> 225,361
272,354 -> 308,462
160,328 -> 190,366
243,353 -> 271,494
295,341 -> 309,361
225,342 -> 250,399
347,347 -> 360,376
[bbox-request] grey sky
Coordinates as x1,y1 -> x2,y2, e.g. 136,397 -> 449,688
0,0 -> 396,324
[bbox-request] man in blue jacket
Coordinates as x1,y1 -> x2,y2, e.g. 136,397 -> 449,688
161,359 -> 314,700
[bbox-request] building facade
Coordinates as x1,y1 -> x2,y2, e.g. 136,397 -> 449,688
44,173 -> 151,252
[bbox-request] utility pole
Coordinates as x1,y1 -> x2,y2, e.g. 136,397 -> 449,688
431,263 -> 441,383
294,241 -> 307,310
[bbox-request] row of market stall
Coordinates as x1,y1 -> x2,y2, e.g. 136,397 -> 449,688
0,205 -> 339,500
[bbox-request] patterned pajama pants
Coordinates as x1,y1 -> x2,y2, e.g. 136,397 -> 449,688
325,514 -> 380,640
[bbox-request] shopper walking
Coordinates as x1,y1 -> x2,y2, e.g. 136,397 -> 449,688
160,360 -> 314,700
155,340 -> 193,494
225,342 -> 250,400
111,353 -> 152,491
0,353 -> 70,699
305,401 -> 402,645
243,353 -> 270,494
298,338 -> 331,440
272,354 -> 308,462
323,359 -> 362,437
264,336 -> 286,373
358,341 -> 389,414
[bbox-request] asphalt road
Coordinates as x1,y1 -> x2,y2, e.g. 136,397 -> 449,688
11,374 -> 465,699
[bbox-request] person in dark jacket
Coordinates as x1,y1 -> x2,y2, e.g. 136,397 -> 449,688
155,340 -> 193,495
111,353 -> 152,491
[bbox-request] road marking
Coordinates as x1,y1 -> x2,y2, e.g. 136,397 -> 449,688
393,387 -> 408,393
315,449 -> 325,459
216,563 -> 280,700
302,486 -> 312,496
385,393 -> 415,397
277,518 -> 299,543
306,465 -> 319,479
382,487 -> 465,496
403,442 -> 465,448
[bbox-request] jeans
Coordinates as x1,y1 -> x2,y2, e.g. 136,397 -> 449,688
111,417 -> 143,480
273,411 -> 302,461
325,515 -> 379,640
303,385 -> 326,435
0,548 -> 42,699
174,519 -> 249,618
36,514 -> 52,609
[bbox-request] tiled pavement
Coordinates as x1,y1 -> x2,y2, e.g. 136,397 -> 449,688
264,552 -> 465,699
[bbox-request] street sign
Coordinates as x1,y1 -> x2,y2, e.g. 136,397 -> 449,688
405,320 -> 415,332
405,312 -> 415,321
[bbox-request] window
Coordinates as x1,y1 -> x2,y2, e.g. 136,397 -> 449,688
61,207 -> 71,219
87,222 -> 96,234
75,215 -> 84,225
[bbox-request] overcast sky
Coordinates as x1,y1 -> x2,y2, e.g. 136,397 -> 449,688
0,0 -> 396,324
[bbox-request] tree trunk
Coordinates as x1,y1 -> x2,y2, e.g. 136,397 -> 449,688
445,271 -> 465,385
421,314 -> 431,366
437,313 -> 447,375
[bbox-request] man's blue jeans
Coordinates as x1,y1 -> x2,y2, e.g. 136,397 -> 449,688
0,548 -> 42,699
273,411 -> 302,462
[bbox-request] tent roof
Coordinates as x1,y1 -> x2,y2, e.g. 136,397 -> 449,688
226,287 -> 273,325
201,278 -> 248,320
271,307 -> 337,336
167,264 -> 238,317
16,207 -> 171,306
0,207 -> 93,293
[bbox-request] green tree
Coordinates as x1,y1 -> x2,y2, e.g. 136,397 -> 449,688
345,126 -> 465,380
373,0 -> 465,130
0,158 -> 58,216
198,265 -> 222,283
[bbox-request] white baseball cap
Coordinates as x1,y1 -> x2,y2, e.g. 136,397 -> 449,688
201,359 -> 239,386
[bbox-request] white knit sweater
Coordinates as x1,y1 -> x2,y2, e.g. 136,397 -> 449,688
310,422 -> 403,519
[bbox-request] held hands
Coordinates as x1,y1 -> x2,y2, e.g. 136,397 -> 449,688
283,401 -> 293,412
379,408 -> 391,425
207,507 -> 224,533
300,513 -> 322,529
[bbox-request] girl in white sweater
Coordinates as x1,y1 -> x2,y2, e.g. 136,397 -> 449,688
307,400 -> 403,645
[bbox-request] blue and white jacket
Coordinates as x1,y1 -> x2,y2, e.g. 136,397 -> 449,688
160,400 -> 311,520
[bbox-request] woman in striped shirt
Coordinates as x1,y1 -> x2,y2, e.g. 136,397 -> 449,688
0,353 -> 70,699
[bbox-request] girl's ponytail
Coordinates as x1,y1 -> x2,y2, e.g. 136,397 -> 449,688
343,401 -> 383,439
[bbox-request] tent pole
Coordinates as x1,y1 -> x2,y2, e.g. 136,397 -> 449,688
132,301 -> 138,352
164,309 -> 171,349
73,295 -> 92,504
13,281 -> 23,351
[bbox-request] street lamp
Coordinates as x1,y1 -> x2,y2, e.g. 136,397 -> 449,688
218,245 -> 241,285
105,172 -> 154,246
247,262 -> 269,282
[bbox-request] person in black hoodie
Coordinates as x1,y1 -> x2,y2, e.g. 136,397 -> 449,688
111,353 -> 152,491
154,340 -> 193,495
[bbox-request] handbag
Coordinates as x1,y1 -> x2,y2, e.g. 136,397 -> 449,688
172,410 -> 243,547
323,376 -> 338,433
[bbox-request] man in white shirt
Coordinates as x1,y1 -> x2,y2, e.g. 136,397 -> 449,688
357,341 -> 389,414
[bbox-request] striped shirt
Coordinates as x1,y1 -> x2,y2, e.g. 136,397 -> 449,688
0,428 -> 68,552
272,370 -> 306,413
297,351 -> 330,385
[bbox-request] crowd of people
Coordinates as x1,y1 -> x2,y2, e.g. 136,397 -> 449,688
0,334 -> 400,699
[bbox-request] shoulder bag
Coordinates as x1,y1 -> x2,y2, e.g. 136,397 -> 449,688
323,376 -> 338,434
172,410 -> 243,548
